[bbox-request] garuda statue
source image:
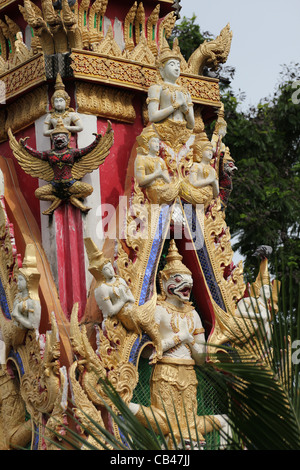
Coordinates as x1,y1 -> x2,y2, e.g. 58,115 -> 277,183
8,119 -> 114,215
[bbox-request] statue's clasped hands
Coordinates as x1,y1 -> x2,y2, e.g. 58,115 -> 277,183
173,91 -> 189,114
178,323 -> 194,346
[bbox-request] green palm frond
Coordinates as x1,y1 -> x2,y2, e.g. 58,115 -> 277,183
44,270 -> 300,451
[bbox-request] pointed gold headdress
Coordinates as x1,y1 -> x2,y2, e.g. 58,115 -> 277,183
223,146 -> 235,164
156,37 -> 182,69
159,239 -> 192,282
84,238 -> 111,285
18,244 -> 40,300
249,257 -> 281,313
214,104 -> 227,134
250,258 -> 271,298
191,132 -> 213,160
136,127 -> 159,155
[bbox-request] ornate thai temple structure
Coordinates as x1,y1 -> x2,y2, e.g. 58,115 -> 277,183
0,0 -> 279,450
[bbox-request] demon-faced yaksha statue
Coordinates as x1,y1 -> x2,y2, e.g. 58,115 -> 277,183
129,240 -> 226,449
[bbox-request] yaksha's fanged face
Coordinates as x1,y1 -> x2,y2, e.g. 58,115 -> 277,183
52,133 -> 69,149
163,272 -> 193,302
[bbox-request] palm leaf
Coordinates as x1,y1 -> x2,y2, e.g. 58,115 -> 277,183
41,266 -> 300,451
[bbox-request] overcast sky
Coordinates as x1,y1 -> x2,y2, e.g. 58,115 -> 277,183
179,0 -> 300,109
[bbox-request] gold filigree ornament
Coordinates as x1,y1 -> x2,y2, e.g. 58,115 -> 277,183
153,119 -> 193,155
70,301 -> 139,408
203,198 -> 246,313
69,361 -> 107,450
69,303 -> 139,448
0,199 -> 67,449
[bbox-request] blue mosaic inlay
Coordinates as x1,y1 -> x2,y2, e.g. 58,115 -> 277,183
32,423 -> 39,450
0,278 -> 11,319
8,350 -> 25,376
118,416 -> 131,448
139,204 -> 171,306
182,201 -> 226,311
129,334 -> 151,366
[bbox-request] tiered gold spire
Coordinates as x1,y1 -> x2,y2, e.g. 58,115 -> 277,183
159,239 -> 192,281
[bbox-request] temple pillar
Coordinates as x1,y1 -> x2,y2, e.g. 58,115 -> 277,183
34,114 -> 102,320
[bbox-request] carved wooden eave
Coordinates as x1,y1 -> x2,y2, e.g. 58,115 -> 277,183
0,52 -> 46,103
70,49 -> 222,108
0,0 -> 16,10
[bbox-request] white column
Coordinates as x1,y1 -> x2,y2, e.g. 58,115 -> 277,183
35,115 -> 59,287
77,113 -> 105,290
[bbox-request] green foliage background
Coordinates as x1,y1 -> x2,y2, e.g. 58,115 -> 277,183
171,15 -> 300,302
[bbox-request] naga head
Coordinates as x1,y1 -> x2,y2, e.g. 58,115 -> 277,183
223,148 -> 237,175
224,160 -> 237,176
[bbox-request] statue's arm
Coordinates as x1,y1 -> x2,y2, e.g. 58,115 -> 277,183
211,178 -> 220,198
183,92 -> 195,130
134,156 -> 166,187
20,140 -> 47,161
161,159 -> 171,183
236,297 -> 268,320
154,306 -> 179,353
43,114 -> 53,137
154,305 -> 193,353
189,312 -> 206,365
119,279 -> 135,304
73,133 -> 102,160
66,112 -> 84,133
189,166 -> 219,194
147,85 -> 177,123
94,285 -> 127,319
12,299 -> 41,330
189,165 -> 199,186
